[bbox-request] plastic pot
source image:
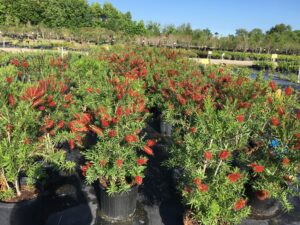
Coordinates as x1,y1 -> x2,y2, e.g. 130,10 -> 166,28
0,195 -> 43,225
98,185 -> 138,222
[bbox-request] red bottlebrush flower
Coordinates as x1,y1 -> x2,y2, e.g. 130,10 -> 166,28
108,130 -> 117,138
99,160 -> 107,167
6,76 -> 13,83
249,164 -> 264,173
81,165 -> 88,176
89,125 -> 104,136
57,121 -> 65,129
112,117 -> 119,124
49,130 -> 55,136
137,158 -> 148,166
45,119 -> 55,129
48,101 -> 56,108
204,151 -> 213,161
47,95 -> 54,102
255,190 -> 269,201
68,139 -> 75,150
218,68 -> 224,73
190,127 -> 197,133
271,117 -> 280,126
193,178 -> 201,186
8,94 -> 15,107
125,134 -> 138,143
17,71 -> 22,77
236,115 -> 244,122
101,119 -> 110,128
297,110 -> 300,119
24,138 -> 31,145
22,60 -> 28,69
282,157 -> 289,166
209,73 -> 215,79
147,139 -> 156,147
295,133 -> 300,139
116,159 -> 123,168
96,88 -> 101,94
11,58 -> 19,67
143,145 -> 154,155
267,97 -> 273,103
227,173 -> 242,183
218,150 -> 231,160
285,86 -> 293,96
116,106 -> 123,116
32,98 -> 44,107
65,93 -> 72,102
269,81 -> 277,92
198,183 -> 208,192
176,94 -> 187,105
135,176 -> 143,185
277,107 -> 285,116
39,105 -> 45,111
234,198 -> 247,210
87,87 -> 93,93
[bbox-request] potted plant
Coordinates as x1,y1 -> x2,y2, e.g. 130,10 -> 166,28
0,82 -> 74,225
165,95 -> 253,225
76,55 -> 152,221
237,85 -> 300,217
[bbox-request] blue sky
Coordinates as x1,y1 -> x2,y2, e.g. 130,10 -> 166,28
88,0 -> 300,35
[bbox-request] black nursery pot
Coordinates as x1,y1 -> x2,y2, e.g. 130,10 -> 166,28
0,196 -> 43,225
98,185 -> 138,221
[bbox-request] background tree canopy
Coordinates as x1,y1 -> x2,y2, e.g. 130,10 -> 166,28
0,0 -> 299,53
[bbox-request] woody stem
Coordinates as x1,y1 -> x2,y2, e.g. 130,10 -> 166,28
214,160 -> 222,177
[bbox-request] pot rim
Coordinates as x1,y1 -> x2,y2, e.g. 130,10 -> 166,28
0,194 -> 41,208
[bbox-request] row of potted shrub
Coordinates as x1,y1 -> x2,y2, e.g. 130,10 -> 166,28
0,46 -> 299,225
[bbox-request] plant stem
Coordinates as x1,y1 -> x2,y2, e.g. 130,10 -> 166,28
214,160 -> 222,177
1,169 -> 10,190
15,179 -> 21,197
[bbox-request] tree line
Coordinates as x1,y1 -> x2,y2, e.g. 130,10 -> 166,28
1,0 -> 300,54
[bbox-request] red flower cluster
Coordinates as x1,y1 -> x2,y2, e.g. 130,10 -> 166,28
234,198 -> 247,210
135,176 -> 143,185
137,158 -> 148,166
218,150 -> 231,160
269,81 -> 277,92
271,117 -> 280,127
147,139 -> 156,147
282,157 -> 289,166
143,145 -> 154,155
227,173 -> 242,183
249,163 -> 264,173
124,134 -> 138,143
255,190 -> 269,201
285,86 -> 293,96
236,115 -> 244,122
203,151 -> 213,161
81,162 -> 93,176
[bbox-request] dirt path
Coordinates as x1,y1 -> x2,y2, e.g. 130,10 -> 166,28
191,58 -> 254,66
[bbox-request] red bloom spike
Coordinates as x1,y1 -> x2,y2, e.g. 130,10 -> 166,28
234,198 -> 247,210
218,150 -> 231,160
198,183 -> 208,192
227,173 -> 242,183
255,190 -> 269,201
137,158 -> 148,166
147,139 -> 156,147
204,151 -> 213,161
143,146 -> 154,155
135,176 -> 143,185
285,86 -> 293,96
